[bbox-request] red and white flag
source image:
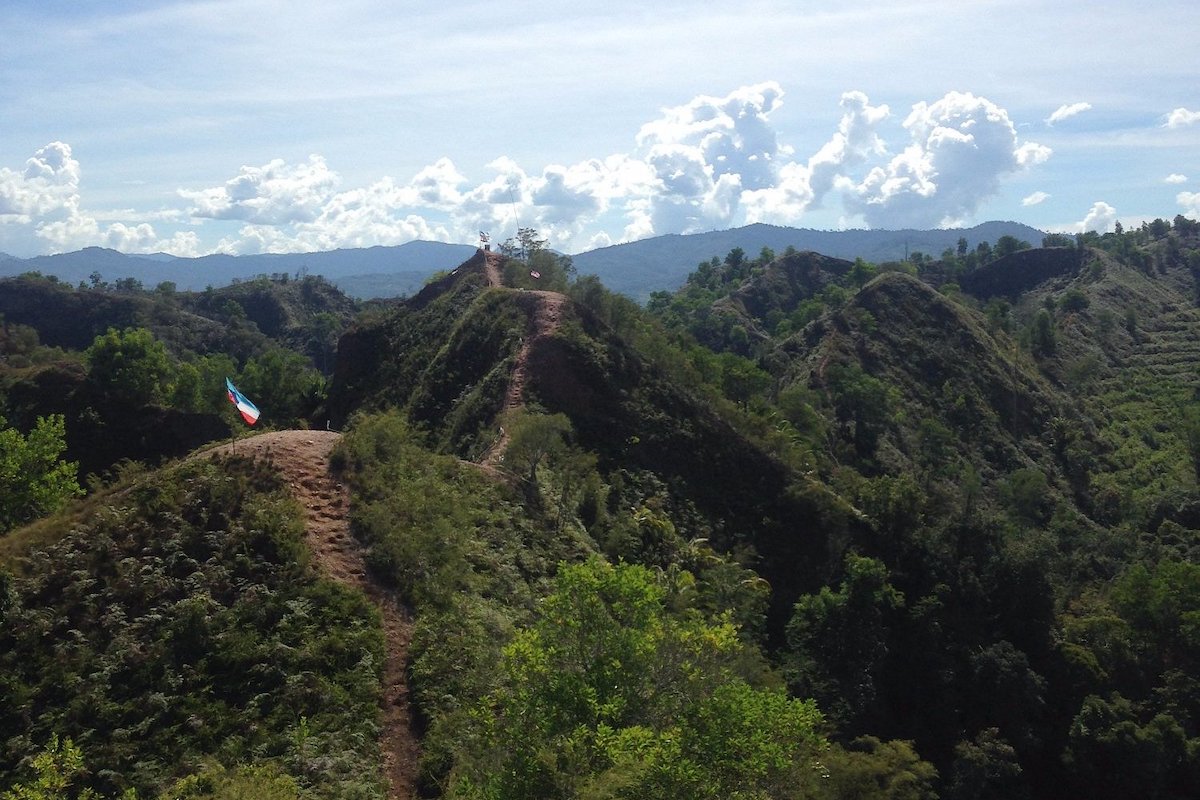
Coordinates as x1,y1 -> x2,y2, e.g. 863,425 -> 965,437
225,377 -> 261,426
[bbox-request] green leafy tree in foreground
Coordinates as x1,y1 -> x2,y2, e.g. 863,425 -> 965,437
0,414 -> 82,533
819,736 -> 939,800
0,735 -> 133,800
162,763 -> 301,800
447,557 -> 826,799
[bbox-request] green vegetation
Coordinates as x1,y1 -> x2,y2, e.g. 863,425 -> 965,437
447,557 -> 826,799
1,274 -> 342,480
0,414 -> 81,533
4,218 -> 1200,799
0,458 -> 384,799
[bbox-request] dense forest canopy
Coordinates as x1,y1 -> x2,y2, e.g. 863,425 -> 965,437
2,216 -> 1200,798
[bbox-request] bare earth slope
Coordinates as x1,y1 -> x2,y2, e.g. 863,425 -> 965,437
479,289 -> 567,468
205,430 -> 417,799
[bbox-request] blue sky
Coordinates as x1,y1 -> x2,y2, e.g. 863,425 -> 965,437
2,0 -> 1198,258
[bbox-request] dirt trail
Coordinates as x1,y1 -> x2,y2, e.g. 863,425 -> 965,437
480,290 -> 567,467
483,251 -> 503,287
203,430 -> 418,799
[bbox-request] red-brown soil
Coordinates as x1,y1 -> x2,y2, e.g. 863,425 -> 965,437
204,430 -> 418,799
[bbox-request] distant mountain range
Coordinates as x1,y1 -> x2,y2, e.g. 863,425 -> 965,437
0,240 -> 477,299
0,221 -> 1046,301
569,221 -> 1048,301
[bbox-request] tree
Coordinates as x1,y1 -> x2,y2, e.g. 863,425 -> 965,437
724,247 -> 747,271
238,348 -> 324,426
817,737 -> 939,800
165,763 -> 302,800
500,226 -> 547,261
171,353 -> 238,415
1000,467 -> 1050,527
84,327 -> 174,405
850,257 -> 877,288
306,311 -> 341,375
501,409 -> 574,491
0,735 -> 134,799
915,417 -> 957,490
827,364 -> 891,458
715,351 -> 771,406
1064,693 -> 1195,799
784,554 -> 905,729
946,728 -> 1028,800
499,227 -> 572,290
778,382 -> 827,442
1059,289 -> 1090,313
450,558 -> 826,799
984,299 -> 1012,334
1181,404 -> 1200,482
0,414 -> 83,533
1028,310 -> 1056,357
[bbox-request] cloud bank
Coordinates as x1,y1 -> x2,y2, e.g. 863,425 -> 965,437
1,84 -> 1056,257
843,92 -> 1051,228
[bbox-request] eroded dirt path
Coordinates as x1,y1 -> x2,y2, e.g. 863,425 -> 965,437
480,290 -> 567,468
204,430 -> 417,799
483,251 -> 503,287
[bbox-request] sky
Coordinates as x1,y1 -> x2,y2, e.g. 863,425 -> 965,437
2,0 -> 1199,259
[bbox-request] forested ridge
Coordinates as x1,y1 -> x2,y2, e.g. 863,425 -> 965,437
3,219 -> 1200,798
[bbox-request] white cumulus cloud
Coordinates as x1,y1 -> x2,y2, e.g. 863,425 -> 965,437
1079,201 -> 1118,233
1164,108 -> 1200,128
181,155 -> 340,224
181,156 -> 473,253
0,142 -> 82,220
0,142 -> 193,255
1046,102 -> 1092,125
0,86 -> 1067,258
100,223 -> 202,257
397,158 -> 467,210
1165,173 -> 1188,184
633,81 -> 788,235
1022,191 -> 1050,206
844,91 -> 1051,228
743,90 -> 890,226
1178,191 -> 1200,217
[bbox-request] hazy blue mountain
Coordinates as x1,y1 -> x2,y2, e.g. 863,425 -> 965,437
333,271 -> 441,299
0,241 -> 477,296
570,221 -> 1047,301
0,222 -> 1046,301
